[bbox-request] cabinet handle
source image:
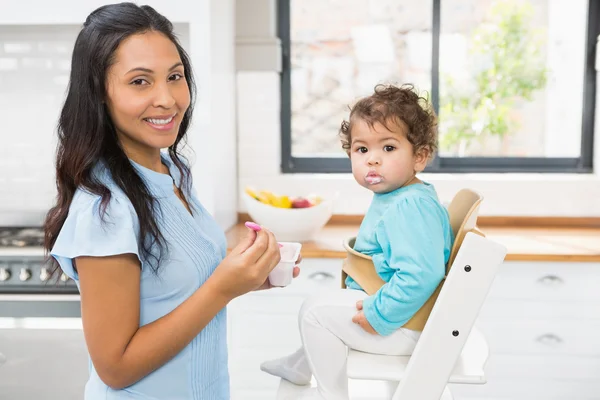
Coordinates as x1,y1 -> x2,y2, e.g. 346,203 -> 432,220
537,275 -> 564,286
535,333 -> 563,346
308,272 -> 335,281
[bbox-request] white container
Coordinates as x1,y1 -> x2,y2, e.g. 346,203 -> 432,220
269,242 -> 302,287
242,192 -> 335,242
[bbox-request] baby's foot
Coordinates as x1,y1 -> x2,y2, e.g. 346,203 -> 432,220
260,352 -> 311,385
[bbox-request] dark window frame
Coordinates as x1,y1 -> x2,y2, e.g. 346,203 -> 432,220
278,0 -> 599,174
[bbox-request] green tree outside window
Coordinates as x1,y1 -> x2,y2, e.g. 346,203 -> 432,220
439,0 -> 548,156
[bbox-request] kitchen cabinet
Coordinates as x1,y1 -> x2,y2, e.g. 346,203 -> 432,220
227,259 -> 600,400
227,258 -> 341,399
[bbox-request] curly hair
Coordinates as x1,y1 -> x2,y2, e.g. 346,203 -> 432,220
339,84 -> 438,161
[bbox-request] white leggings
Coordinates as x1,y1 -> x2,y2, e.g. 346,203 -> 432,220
297,289 -> 420,399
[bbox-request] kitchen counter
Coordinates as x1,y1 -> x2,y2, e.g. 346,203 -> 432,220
226,218 -> 600,262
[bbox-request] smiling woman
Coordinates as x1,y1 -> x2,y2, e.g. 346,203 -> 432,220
41,2 -> 299,399
105,32 -> 190,153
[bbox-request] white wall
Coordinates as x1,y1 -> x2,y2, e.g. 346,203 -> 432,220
192,0 -> 238,229
235,0 -> 600,217
0,0 -> 238,229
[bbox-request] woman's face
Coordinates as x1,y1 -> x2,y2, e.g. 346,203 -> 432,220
105,31 -> 190,156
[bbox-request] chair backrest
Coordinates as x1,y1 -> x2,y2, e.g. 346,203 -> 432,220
446,189 -> 483,270
342,189 -> 483,292
391,232 -> 507,400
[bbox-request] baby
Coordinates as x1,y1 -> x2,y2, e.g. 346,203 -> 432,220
261,84 -> 454,400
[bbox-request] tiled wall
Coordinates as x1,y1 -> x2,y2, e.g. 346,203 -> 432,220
0,23 -> 227,226
0,25 -> 81,225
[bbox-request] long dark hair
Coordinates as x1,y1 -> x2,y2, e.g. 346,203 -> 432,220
44,2 -> 196,276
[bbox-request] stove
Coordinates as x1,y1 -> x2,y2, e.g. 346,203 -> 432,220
0,227 -> 45,248
0,227 -> 78,295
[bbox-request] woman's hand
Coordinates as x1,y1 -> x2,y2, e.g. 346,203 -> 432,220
255,253 -> 302,290
352,300 -> 378,335
211,226 -> 281,300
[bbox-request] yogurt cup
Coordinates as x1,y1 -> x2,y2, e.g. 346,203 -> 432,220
269,242 -> 302,287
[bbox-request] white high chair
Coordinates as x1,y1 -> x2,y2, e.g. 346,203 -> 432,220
277,189 -> 508,400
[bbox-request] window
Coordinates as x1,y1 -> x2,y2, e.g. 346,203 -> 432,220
278,0 -> 599,173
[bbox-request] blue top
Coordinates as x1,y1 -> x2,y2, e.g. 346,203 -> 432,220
51,154 -> 229,400
346,182 -> 454,336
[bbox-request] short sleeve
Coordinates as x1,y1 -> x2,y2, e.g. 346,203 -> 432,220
50,190 -> 141,281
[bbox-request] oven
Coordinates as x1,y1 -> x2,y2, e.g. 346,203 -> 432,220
0,227 -> 88,399
0,227 -> 80,317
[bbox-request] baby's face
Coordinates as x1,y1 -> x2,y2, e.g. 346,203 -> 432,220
349,118 -> 426,194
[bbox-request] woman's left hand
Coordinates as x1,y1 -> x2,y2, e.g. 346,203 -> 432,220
255,254 -> 302,290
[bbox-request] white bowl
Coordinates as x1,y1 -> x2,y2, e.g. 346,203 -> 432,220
242,192 -> 334,242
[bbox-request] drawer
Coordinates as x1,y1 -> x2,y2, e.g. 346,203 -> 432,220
477,318 -> 600,357
488,262 -> 600,302
484,353 -> 600,381
285,258 -> 342,293
232,258 -> 342,299
479,298 -> 600,319
227,259 -> 344,315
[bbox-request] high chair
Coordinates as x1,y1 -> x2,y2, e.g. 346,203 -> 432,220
344,189 -> 506,400
277,189 -> 508,400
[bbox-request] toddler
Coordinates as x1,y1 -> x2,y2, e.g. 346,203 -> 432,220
261,84 -> 454,400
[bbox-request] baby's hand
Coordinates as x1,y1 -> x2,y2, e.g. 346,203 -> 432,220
356,300 -> 363,310
352,301 -> 377,335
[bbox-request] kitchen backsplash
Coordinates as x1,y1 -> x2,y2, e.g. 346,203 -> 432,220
0,24 -> 190,226
0,24 -> 80,225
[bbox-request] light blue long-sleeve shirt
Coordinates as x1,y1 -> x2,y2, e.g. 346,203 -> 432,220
345,182 -> 454,336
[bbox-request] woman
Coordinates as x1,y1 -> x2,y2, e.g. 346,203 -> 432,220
43,3 -> 297,399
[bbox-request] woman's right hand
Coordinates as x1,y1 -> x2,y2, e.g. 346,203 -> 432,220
211,226 -> 281,300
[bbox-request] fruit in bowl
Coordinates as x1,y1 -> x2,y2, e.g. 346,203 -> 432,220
245,187 -> 323,209
243,187 -> 334,242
